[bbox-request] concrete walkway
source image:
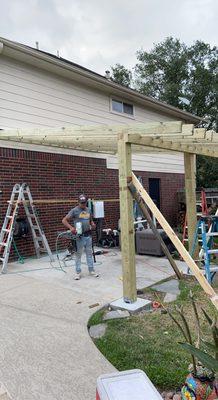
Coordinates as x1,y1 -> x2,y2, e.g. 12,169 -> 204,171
0,250 -> 187,400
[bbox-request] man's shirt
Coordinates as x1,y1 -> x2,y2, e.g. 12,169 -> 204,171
67,206 -> 92,233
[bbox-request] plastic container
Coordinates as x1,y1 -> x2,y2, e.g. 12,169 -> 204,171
96,369 -> 163,400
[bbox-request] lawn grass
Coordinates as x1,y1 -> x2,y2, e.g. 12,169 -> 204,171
88,278 -> 217,391
88,308 -> 105,327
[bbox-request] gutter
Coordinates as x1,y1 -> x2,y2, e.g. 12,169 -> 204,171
0,37 -> 202,124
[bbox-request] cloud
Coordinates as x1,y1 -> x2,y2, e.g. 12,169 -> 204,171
0,0 -> 217,74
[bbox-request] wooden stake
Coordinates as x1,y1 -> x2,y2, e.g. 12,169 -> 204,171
128,181 -> 182,280
118,133 -> 137,303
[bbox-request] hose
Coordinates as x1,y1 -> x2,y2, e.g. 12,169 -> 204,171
1,231 -> 102,276
54,231 -> 102,272
12,239 -> 25,264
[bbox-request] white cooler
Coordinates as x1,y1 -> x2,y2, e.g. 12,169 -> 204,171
96,369 -> 162,400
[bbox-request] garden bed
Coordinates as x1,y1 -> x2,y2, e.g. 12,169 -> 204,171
88,277 -> 217,393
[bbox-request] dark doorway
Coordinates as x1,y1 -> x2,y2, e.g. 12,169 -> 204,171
149,178 -> 161,209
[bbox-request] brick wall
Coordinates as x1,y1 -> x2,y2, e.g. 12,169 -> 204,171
0,147 -> 184,258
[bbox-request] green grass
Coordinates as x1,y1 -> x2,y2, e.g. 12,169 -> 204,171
88,278 -> 217,391
88,308 -> 105,327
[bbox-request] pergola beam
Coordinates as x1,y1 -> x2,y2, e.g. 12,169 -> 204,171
1,124 -> 217,157
0,121 -> 184,137
127,135 -> 218,157
1,134 -> 216,145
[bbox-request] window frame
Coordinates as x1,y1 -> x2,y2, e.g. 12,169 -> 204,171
110,97 -> 135,119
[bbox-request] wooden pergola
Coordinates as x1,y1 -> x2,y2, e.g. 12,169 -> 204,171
0,121 -> 218,308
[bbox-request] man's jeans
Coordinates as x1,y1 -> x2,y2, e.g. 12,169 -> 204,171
75,235 -> 94,273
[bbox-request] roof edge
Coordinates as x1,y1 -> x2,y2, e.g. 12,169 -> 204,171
0,37 -> 202,124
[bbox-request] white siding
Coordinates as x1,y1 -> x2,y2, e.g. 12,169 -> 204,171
106,153 -> 184,173
0,55 -> 184,173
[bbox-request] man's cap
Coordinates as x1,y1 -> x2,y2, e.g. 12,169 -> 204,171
78,194 -> 87,203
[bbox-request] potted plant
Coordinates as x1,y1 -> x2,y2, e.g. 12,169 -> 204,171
166,292 -> 218,400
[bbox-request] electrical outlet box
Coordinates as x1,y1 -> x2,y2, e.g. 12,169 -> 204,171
93,201 -> 104,218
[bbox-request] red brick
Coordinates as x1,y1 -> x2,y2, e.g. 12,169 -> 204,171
0,147 -> 184,258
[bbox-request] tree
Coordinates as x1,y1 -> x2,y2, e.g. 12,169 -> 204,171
135,37 -> 189,109
196,156 -> 218,188
110,38 -> 218,187
110,63 -> 132,87
184,41 -> 217,131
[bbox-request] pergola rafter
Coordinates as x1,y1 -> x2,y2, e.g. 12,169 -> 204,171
1,122 -> 218,157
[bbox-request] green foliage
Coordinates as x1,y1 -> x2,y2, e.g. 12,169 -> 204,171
185,41 -> 218,131
89,280 -> 216,390
196,155 -> 218,188
110,63 -> 132,87
135,37 -> 189,108
111,37 -> 218,130
87,309 -> 105,327
95,314 -> 190,389
110,38 -> 218,188
180,343 -> 218,372
167,294 -> 218,376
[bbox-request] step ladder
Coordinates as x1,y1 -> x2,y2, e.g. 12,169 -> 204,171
0,183 -> 54,274
189,215 -> 218,283
199,207 -> 218,259
182,189 -> 209,246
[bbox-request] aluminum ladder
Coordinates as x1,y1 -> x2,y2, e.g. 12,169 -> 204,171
0,183 -> 54,274
189,215 -> 218,283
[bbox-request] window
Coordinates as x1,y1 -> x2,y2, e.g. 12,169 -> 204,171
112,99 -> 123,113
123,102 -> 134,115
111,99 -> 134,117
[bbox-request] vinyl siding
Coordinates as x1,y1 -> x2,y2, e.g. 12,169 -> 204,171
0,55 -> 184,173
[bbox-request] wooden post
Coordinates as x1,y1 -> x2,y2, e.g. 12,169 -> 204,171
184,153 -> 198,254
118,132 -> 137,303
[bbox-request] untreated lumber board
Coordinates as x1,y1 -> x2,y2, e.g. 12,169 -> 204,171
0,133 -> 195,141
4,133 -> 216,144
131,172 -> 218,310
0,138 -> 117,154
0,121 -> 184,138
12,198 -> 120,204
193,128 -> 206,139
0,122 -> 191,144
118,133 -> 137,303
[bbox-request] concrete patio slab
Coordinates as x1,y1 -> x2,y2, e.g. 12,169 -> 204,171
0,250 -> 187,400
152,279 -> 180,294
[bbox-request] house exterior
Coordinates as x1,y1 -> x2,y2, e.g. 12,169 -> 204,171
0,37 -> 201,256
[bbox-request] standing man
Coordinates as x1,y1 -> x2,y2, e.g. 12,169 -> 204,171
62,194 -> 99,280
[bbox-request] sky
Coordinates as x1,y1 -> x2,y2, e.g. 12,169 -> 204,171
0,0 -> 217,75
